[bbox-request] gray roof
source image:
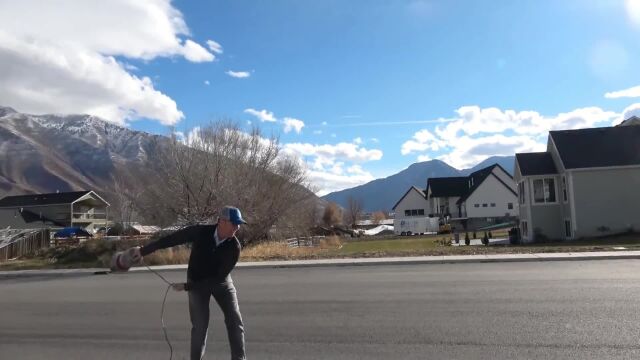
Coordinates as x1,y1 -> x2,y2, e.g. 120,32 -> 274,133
618,116 -> 640,127
458,164 -> 515,203
0,191 -> 92,207
515,152 -> 558,176
550,126 -> 640,169
426,177 -> 468,197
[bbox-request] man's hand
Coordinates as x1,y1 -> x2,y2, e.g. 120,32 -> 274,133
129,246 -> 142,263
171,283 -> 187,291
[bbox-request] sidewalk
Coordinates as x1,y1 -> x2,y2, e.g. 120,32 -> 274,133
2,250 -> 640,279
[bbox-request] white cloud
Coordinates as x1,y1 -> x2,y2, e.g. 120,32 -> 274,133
353,137 -> 363,144
401,129 -> 445,155
183,126 -> 202,146
370,138 -> 379,143
206,39 -> 223,54
401,105 -> 619,169
313,130 -> 322,135
204,80 -> 210,85
438,134 -> 545,169
605,85 -> 640,99
226,70 -> 251,78
331,133 -> 337,138
283,142 -> 383,163
283,143 -> 380,196
173,131 -> 186,143
322,121 -> 328,126
309,169 -> 376,197
244,108 -> 276,122
283,117 -> 305,134
0,32 -> 183,126
0,0 -> 216,125
181,39 -> 215,62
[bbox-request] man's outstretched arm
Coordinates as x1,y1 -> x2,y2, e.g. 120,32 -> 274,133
139,226 -> 197,256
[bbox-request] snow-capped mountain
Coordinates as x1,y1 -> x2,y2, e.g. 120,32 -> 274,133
0,106 -> 169,198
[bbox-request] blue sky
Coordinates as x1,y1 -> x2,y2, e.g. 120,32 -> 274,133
1,0 -> 640,195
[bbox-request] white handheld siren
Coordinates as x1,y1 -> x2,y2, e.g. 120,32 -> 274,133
110,247 -> 141,272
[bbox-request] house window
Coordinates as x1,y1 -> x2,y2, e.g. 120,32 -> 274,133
519,181 -> 526,204
482,203 -> 488,207
562,176 -> 568,202
405,209 -> 425,217
521,221 -> 529,237
508,203 -> 514,210
490,203 -> 496,207
564,219 -> 572,238
474,204 -> 480,208
533,178 -> 556,203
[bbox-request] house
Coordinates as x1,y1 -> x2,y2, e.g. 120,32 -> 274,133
453,164 -> 518,226
514,123 -> 640,242
393,164 -> 518,231
0,190 -> 110,232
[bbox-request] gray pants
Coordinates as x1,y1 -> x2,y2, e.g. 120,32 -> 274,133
188,277 -> 246,360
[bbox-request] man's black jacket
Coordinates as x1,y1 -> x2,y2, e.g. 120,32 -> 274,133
140,224 -> 241,283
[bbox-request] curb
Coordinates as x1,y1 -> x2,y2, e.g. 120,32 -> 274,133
3,251 -> 640,279
234,252 -> 640,269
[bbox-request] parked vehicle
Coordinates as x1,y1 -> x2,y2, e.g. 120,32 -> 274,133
394,217 -> 439,235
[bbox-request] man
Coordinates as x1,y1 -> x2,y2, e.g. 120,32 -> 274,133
133,205 -> 247,360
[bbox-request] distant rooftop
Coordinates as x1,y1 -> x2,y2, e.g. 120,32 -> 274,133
0,191 -> 93,207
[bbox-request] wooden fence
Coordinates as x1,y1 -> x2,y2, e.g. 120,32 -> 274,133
286,236 -> 325,248
0,229 -> 50,262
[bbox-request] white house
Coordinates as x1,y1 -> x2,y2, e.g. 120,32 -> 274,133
515,120 -> 640,242
393,164 -> 518,231
0,190 -> 110,232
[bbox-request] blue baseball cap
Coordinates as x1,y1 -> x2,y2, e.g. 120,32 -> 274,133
219,206 -> 247,225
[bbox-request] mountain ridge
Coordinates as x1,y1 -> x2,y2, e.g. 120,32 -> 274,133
322,156 -> 515,212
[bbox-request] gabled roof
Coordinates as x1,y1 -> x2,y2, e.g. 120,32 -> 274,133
515,152 -> 558,176
457,164 -> 516,204
423,163 -> 516,205
426,177 -> 468,197
0,191 -> 93,208
550,126 -> 640,169
618,115 -> 640,127
391,186 -> 426,210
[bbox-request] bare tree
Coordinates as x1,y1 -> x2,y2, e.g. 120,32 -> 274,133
345,196 -> 363,228
133,121 -> 316,244
322,202 -> 342,228
111,172 -> 139,226
371,211 -> 386,225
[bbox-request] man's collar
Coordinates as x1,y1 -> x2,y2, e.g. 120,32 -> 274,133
214,227 -> 229,246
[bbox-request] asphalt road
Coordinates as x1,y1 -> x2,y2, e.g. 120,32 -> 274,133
2,260 -> 640,359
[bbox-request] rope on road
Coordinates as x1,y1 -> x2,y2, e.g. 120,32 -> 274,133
143,260 -> 175,360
